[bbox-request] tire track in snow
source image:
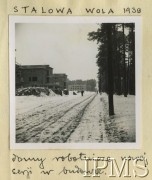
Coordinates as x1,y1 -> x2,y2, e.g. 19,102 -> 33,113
16,94 -> 92,131
67,94 -> 108,143
16,97 -> 77,131
16,96 -> 82,130
41,94 -> 97,143
16,93 -> 95,143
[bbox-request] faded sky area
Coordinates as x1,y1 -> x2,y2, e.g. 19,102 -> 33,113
15,23 -> 99,81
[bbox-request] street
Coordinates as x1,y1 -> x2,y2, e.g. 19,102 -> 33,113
16,92 -> 135,143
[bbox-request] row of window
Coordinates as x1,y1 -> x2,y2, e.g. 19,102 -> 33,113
69,86 -> 85,89
69,86 -> 85,88
28,77 -> 67,86
69,88 -> 85,90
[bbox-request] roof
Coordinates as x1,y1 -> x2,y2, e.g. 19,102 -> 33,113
21,65 -> 53,69
53,73 -> 67,77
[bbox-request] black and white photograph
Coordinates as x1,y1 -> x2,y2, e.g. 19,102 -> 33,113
9,16 -> 141,149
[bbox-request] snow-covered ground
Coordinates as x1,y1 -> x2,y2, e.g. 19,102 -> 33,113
16,91 -> 90,115
101,93 -> 135,142
16,92 -> 135,143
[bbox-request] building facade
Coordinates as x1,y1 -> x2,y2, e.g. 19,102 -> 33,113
20,65 -> 53,87
16,63 -> 23,88
15,65 -> 67,91
50,74 -> 68,90
68,84 -> 86,91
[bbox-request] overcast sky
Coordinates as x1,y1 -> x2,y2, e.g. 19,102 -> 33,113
15,23 -> 99,81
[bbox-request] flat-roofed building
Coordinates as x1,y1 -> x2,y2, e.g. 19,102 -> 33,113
68,84 -> 86,91
50,74 -> 68,90
16,65 -> 68,91
19,65 -> 53,88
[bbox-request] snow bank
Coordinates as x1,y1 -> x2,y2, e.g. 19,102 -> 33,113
16,87 -> 50,96
49,89 -> 57,96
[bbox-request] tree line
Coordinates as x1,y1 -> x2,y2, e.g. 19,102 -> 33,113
88,23 -> 135,115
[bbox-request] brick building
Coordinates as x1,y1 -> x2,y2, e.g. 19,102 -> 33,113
16,63 -> 23,88
20,65 -> 53,87
16,65 -> 67,90
50,74 -> 68,90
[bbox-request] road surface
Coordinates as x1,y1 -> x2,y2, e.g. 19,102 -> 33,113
16,93 -> 108,143
16,92 -> 135,143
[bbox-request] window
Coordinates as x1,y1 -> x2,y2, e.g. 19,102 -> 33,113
46,77 -> 49,83
32,77 -> 37,81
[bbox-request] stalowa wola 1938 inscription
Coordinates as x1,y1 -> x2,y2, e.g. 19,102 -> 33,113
13,6 -> 141,15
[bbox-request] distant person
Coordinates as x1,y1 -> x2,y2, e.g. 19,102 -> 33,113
81,90 -> 84,96
60,90 -> 63,96
73,92 -> 77,95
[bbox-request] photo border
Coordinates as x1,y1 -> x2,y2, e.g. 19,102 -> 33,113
9,16 -> 141,149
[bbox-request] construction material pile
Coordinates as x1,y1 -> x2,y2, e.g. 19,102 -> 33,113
16,87 -> 51,96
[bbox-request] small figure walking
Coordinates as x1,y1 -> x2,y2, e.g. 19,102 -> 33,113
81,90 -> 84,96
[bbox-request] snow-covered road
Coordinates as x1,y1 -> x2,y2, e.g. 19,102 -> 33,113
16,92 -> 135,143
16,92 -> 106,143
